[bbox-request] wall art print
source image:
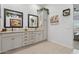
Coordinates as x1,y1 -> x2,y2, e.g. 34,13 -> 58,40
63,8 -> 70,16
50,15 -> 59,24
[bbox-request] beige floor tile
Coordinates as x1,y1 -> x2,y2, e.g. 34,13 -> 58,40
5,41 -> 73,54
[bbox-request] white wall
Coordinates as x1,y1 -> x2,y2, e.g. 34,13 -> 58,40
0,4 -> 41,28
45,4 -> 73,48
0,4 -> 74,48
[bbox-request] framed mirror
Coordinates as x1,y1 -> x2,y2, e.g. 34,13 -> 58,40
4,8 -> 23,28
28,14 -> 38,28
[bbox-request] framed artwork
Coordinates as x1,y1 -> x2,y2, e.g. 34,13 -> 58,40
10,19 -> 22,27
50,15 -> 59,24
28,14 -> 38,28
4,8 -> 23,28
63,8 -> 70,16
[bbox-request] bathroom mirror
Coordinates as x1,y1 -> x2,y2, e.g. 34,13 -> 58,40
28,14 -> 38,28
4,8 -> 23,28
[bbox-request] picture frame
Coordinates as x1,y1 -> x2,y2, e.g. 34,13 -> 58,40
4,8 -> 23,28
50,15 -> 59,24
63,8 -> 70,16
28,14 -> 38,28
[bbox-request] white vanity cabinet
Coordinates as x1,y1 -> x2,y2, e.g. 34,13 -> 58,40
1,32 -> 24,52
28,31 -> 43,44
13,33 -> 23,48
33,31 -> 43,43
1,36 -> 15,52
23,31 -> 43,46
15,37 -> 23,48
29,31 -> 36,43
0,31 -> 45,53
22,32 -> 31,46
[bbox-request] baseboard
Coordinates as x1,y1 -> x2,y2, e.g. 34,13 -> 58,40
48,40 -> 73,49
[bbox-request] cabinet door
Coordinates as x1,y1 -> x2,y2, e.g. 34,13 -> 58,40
14,36 -> 23,48
37,32 -> 43,42
43,30 -> 47,40
2,37 -> 14,52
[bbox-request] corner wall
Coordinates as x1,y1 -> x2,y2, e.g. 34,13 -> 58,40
45,4 -> 73,48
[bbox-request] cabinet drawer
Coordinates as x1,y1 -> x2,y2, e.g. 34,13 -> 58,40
1,33 -> 24,38
23,41 -> 32,46
1,34 -> 14,38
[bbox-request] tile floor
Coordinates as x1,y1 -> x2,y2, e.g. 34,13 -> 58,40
4,41 -> 73,54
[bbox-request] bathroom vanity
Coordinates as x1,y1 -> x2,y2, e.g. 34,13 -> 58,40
0,30 -> 46,53
0,32 -> 24,53
0,7 -> 49,53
